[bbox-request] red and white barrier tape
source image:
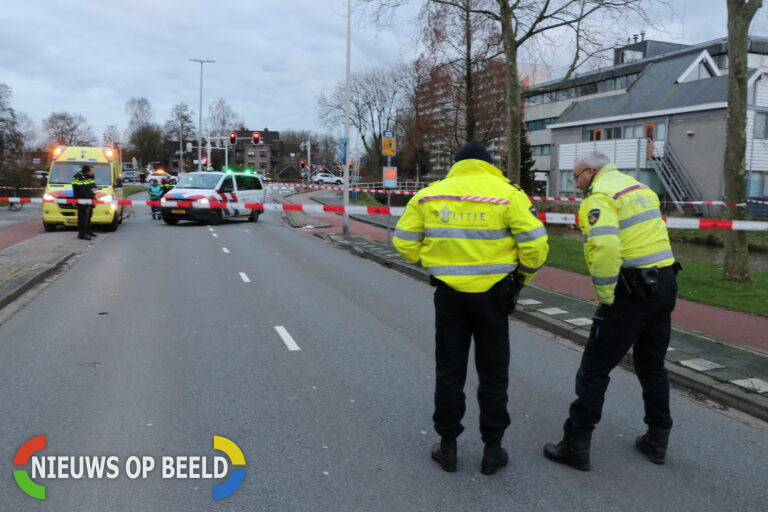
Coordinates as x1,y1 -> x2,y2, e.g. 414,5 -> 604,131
536,212 -> 768,231
4,196 -> 768,230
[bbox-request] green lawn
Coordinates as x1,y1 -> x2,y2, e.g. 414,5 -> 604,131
122,185 -> 147,197
544,235 -> 768,317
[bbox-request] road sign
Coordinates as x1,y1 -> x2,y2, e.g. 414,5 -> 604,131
382,130 -> 395,138
382,137 -> 396,156
186,142 -> 193,153
383,167 -> 397,188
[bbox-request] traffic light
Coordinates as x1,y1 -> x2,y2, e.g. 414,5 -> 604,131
300,160 -> 306,170
252,132 -> 261,144
348,161 -> 354,169
229,132 -> 237,145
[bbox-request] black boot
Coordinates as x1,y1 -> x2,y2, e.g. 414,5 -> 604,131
543,420 -> 592,471
635,427 -> 671,465
431,438 -> 457,472
480,442 -> 508,475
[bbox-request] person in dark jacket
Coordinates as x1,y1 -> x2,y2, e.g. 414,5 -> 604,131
72,165 -> 97,240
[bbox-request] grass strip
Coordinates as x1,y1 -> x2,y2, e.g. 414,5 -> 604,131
545,235 -> 768,317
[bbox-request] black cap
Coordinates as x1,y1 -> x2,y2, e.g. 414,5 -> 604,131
454,141 -> 493,164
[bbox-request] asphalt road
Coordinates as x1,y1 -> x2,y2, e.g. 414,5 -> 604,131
0,203 -> 766,511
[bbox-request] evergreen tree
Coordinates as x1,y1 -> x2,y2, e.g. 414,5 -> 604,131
519,121 -> 536,194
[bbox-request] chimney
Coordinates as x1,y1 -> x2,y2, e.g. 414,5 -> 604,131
633,34 -> 638,43
641,31 -> 645,41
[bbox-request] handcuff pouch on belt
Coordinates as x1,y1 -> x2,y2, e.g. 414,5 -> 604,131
618,267 -> 659,299
505,272 -> 526,313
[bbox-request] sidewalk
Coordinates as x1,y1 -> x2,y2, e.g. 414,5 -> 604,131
291,190 -> 768,422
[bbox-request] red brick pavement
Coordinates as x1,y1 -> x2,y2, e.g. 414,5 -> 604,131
0,219 -> 44,251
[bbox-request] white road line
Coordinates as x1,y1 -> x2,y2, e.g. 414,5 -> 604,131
222,247 -> 230,254
208,227 -> 214,232
239,272 -> 251,283
212,233 -> 218,238
274,326 -> 301,351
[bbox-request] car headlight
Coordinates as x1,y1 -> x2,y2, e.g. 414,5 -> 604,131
100,194 -> 113,203
197,198 -> 209,205
43,193 -> 54,201
161,197 -> 167,203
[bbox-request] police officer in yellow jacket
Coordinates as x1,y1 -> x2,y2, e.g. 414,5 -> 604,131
394,142 -> 549,475
72,165 -> 97,240
544,151 -> 679,471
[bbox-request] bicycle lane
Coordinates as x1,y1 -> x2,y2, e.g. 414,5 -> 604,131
0,219 -> 44,251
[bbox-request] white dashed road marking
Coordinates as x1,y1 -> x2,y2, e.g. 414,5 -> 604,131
274,326 -> 301,351
679,358 -> 724,372
517,299 -> 542,306
222,247 -> 230,254
730,378 -> 768,393
239,272 -> 251,283
539,307 -> 568,315
212,233 -> 218,238
566,317 -> 593,327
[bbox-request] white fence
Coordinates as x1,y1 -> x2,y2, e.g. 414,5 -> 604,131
558,139 -> 665,170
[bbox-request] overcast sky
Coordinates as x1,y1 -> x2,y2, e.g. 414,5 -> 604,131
1,0 -> 767,145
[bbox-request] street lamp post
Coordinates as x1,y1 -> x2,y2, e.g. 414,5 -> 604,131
342,0 -> 352,235
189,58 -> 215,173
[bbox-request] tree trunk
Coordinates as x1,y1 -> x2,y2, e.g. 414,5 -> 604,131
722,0 -> 761,282
499,1 -> 520,183
464,5 -> 476,142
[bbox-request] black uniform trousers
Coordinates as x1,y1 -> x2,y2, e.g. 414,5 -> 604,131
568,269 -> 677,435
77,204 -> 93,236
433,278 -> 511,444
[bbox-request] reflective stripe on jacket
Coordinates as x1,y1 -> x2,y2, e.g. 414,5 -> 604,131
393,159 -> 549,293
71,172 -> 96,199
578,164 -> 675,304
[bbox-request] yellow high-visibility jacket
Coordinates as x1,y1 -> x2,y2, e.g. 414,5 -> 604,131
579,163 -> 675,304
393,159 -> 549,293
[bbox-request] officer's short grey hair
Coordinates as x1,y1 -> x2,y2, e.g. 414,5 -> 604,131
575,152 -> 610,171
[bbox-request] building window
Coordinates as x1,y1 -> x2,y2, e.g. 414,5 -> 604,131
656,122 -> 667,140
259,150 -> 268,158
560,170 -> 577,194
247,151 -> 255,157
526,117 -> 558,131
259,161 -> 267,169
605,127 -> 622,140
531,145 -> 551,156
623,125 -> 643,138
597,78 -> 615,92
755,112 -> 768,139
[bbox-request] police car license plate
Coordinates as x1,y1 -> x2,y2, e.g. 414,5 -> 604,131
171,209 -> 186,214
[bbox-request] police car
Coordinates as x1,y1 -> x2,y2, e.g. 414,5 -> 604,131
160,171 -> 265,225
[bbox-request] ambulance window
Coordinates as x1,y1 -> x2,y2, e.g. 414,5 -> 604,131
219,175 -> 234,193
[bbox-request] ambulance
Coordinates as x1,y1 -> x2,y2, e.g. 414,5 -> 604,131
42,146 -> 125,232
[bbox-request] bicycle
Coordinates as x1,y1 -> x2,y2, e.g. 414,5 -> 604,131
8,187 -> 23,211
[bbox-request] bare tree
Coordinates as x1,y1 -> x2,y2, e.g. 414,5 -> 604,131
126,98 -> 154,132
207,99 -> 244,137
103,124 -> 121,147
722,0 -> 763,282
163,103 -> 196,142
42,111 -> 96,146
15,112 -> 39,153
129,124 -> 165,167
318,65 -> 410,175
0,84 -> 21,168
364,0 -> 656,183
